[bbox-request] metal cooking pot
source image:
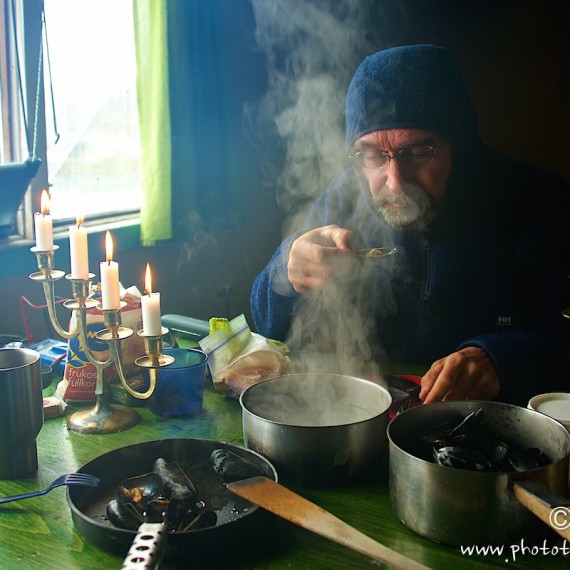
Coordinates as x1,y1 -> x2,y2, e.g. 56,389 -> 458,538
388,400 -> 570,545
67,438 -> 278,562
240,373 -> 392,486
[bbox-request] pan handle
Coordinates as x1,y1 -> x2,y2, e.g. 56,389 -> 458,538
513,480 -> 570,541
121,522 -> 168,570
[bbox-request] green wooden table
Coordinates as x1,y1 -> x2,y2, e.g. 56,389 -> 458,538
0,380 -> 568,569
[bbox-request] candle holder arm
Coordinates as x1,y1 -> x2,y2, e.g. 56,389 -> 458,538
108,340 -> 157,400
76,313 -> 115,368
41,281 -> 79,339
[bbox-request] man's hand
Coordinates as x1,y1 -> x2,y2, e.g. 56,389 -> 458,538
419,347 -> 500,403
288,225 -> 355,293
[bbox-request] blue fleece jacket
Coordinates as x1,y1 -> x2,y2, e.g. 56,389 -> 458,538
250,45 -> 570,405
251,146 -> 570,405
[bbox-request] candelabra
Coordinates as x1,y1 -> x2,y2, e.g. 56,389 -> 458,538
29,246 -> 174,434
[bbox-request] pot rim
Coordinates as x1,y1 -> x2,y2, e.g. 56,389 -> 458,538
240,372 -> 392,429
387,399 -> 570,474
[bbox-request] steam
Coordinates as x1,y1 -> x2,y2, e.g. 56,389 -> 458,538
249,0 -> 376,225
288,257 -> 392,378
250,0 -> 390,379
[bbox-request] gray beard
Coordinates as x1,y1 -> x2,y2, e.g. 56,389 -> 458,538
373,184 -> 437,230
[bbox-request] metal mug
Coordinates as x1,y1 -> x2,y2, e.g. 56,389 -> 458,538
0,348 -> 44,479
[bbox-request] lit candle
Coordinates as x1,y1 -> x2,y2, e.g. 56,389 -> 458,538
141,262 -> 162,336
69,215 -> 89,279
99,231 -> 121,310
34,190 -> 53,250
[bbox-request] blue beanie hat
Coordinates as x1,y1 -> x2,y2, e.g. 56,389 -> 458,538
345,45 -> 478,148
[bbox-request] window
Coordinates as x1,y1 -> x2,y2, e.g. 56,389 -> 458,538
43,0 -> 141,220
1,0 -> 141,241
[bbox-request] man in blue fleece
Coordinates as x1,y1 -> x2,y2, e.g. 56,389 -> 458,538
250,44 -> 569,406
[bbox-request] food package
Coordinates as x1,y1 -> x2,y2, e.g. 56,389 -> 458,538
199,314 -> 290,399
55,285 -> 146,402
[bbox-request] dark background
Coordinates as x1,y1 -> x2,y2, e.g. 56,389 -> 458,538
1,0 -> 568,343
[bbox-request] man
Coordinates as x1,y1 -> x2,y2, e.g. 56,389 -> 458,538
250,44 -> 570,406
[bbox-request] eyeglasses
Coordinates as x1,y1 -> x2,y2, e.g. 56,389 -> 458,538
350,141 -> 447,169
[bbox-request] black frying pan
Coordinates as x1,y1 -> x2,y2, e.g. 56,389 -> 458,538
67,439 -> 278,562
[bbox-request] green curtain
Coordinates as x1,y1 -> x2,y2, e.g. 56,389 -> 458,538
132,1 -> 267,246
132,0 -> 171,245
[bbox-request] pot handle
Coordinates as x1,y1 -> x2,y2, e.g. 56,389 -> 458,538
121,522 -> 168,570
513,480 -> 570,541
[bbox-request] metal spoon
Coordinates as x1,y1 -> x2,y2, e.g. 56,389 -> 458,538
356,247 -> 397,259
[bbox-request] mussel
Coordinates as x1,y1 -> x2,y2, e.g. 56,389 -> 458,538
490,442 -> 509,468
117,471 -> 164,508
420,407 -> 550,473
153,458 -> 196,500
152,458 -> 207,531
210,448 -> 262,482
106,471 -> 165,530
507,451 -> 540,472
419,419 -> 460,447
106,499 -> 146,530
106,457 -> 220,534
448,408 -> 484,439
433,446 -> 492,471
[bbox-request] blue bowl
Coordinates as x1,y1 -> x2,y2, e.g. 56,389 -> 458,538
147,348 -> 208,417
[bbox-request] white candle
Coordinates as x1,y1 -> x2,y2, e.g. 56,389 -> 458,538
34,190 -> 53,250
69,216 -> 89,279
141,262 -> 162,335
99,231 -> 121,310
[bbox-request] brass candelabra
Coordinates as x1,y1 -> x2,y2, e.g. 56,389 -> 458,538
29,246 -> 173,434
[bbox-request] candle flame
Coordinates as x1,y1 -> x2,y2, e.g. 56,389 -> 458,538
105,231 -> 113,263
144,262 -> 152,294
40,190 -> 50,215
76,215 -> 84,228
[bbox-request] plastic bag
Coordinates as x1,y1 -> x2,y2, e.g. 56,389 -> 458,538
199,314 -> 290,399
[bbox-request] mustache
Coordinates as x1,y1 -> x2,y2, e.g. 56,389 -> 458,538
375,183 -> 428,207
372,183 -> 436,229
379,195 -> 416,208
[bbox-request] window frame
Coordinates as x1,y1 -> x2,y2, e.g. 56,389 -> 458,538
0,0 -> 140,280
1,0 -> 47,242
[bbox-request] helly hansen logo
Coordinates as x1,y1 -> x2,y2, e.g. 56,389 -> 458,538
496,316 -> 513,326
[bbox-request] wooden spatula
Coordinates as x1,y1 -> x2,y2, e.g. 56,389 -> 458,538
227,476 -> 430,570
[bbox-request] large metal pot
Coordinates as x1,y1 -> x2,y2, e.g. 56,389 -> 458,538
388,400 -> 570,545
240,373 -> 392,486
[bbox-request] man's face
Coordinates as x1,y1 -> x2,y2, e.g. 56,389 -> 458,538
354,129 -> 452,229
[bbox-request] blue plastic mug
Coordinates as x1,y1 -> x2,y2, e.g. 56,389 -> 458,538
147,348 -> 208,417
